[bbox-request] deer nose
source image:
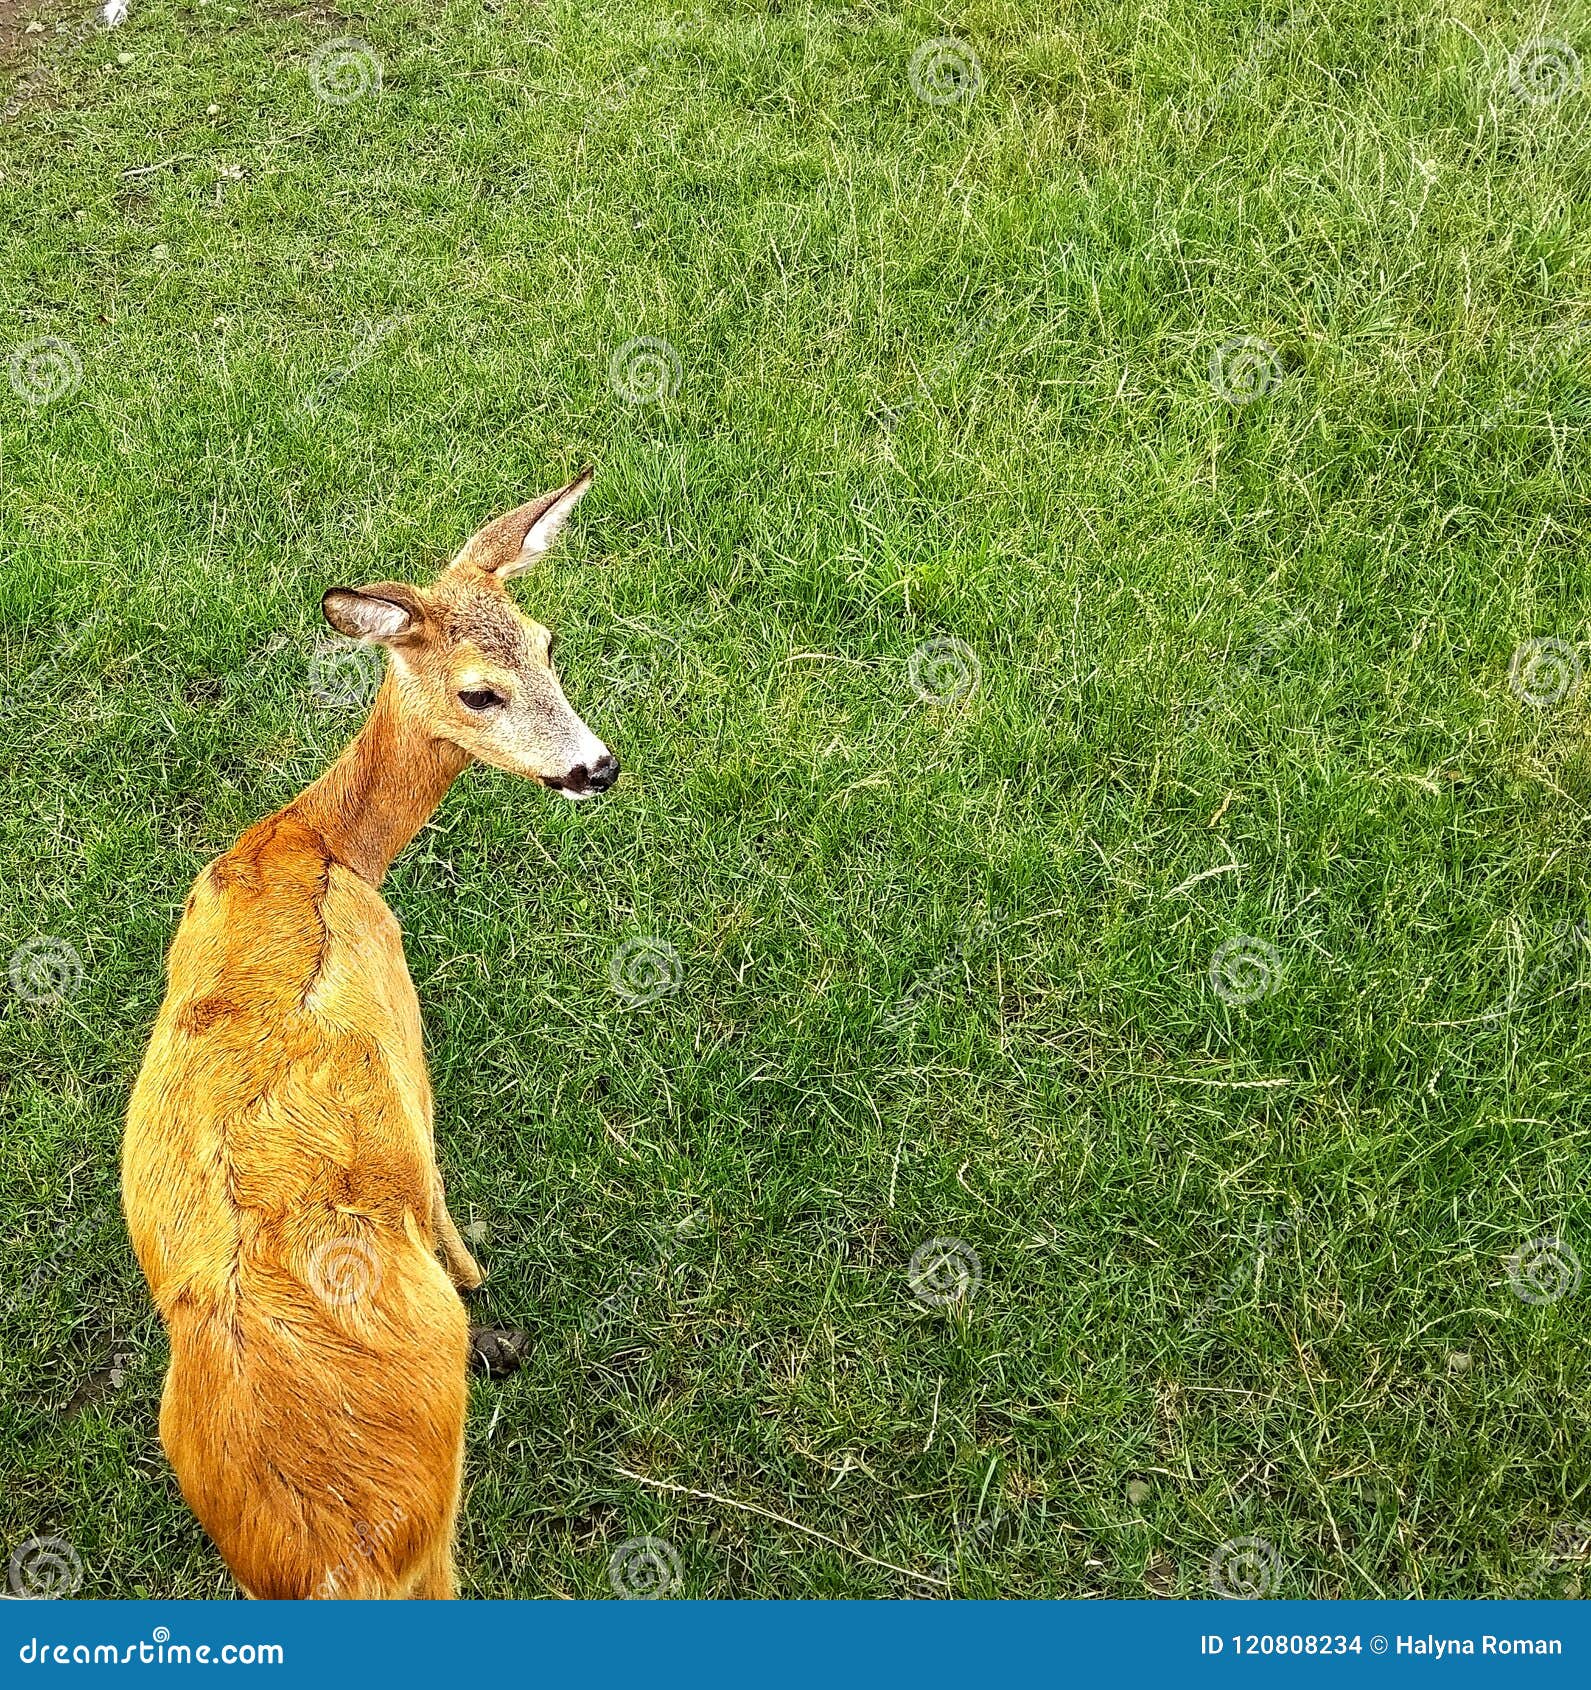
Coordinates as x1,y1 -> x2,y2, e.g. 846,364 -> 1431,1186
586,752 -> 620,792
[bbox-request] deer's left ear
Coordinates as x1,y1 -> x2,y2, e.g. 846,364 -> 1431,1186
449,470 -> 594,582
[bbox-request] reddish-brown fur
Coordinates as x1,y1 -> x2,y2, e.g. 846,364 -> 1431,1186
123,479 -> 608,1598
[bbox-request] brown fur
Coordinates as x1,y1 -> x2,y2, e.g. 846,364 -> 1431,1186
122,479 -> 610,1599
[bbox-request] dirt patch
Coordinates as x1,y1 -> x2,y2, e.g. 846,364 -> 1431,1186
1,0 -> 52,61
1,0 -> 98,119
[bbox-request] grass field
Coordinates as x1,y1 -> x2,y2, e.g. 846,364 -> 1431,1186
2,0 -> 1590,1601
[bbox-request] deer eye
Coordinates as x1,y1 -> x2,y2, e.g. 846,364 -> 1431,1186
458,687 -> 506,712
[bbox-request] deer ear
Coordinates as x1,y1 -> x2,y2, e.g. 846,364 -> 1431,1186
321,583 -> 424,644
449,470 -> 593,582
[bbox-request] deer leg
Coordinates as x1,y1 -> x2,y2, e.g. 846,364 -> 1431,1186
431,1171 -> 483,1291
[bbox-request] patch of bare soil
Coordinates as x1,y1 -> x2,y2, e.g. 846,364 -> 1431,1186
0,0 -> 64,61
1,0 -> 97,120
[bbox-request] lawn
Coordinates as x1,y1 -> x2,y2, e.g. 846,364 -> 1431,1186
2,0 -> 1589,1601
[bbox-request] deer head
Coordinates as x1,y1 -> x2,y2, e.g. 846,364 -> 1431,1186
321,472 -> 619,799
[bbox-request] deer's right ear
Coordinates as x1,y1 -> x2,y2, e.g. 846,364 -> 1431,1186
321,585 -> 424,644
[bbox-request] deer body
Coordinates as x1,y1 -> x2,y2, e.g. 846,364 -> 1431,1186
123,476 -> 614,1598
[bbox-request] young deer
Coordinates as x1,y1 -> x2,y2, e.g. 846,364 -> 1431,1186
122,472 -> 615,1599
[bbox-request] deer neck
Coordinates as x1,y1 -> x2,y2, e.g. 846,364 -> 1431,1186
287,669 -> 470,885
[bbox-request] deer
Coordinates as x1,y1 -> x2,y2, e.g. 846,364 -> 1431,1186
122,472 -> 615,1600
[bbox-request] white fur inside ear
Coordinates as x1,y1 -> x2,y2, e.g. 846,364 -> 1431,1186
500,477 -> 591,576
323,590 -> 413,643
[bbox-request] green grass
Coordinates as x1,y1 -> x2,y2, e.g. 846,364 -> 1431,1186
3,0 -> 1590,1601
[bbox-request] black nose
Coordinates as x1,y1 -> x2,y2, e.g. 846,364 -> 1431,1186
556,754 -> 620,795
